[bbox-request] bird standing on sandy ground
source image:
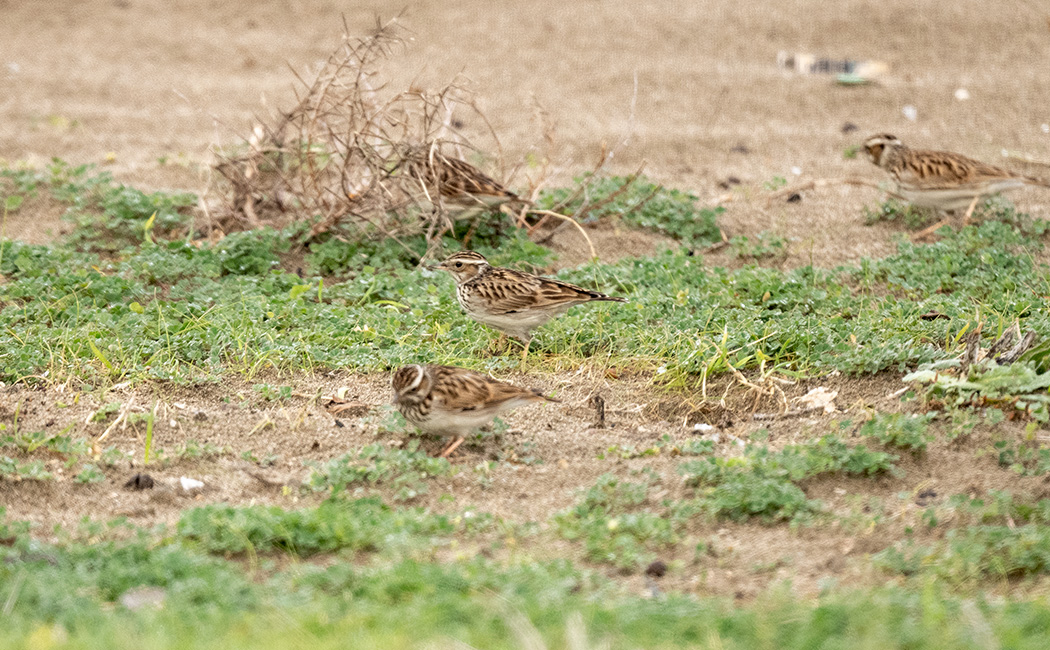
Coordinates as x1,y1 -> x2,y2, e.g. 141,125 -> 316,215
434,251 -> 626,363
863,133 -> 1050,239
391,363 -> 558,457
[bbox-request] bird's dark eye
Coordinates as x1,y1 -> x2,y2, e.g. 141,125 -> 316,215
454,262 -> 463,268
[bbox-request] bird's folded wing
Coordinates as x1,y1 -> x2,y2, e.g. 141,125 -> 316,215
477,269 -> 600,314
903,151 -> 1013,189
441,375 -> 540,412
442,157 -> 518,199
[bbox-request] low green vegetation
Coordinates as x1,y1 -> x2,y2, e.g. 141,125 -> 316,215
729,230 -> 789,260
0,415 -> 127,482
7,161 -> 1050,647
3,163 -> 1049,387
177,497 -> 477,557
906,357 -> 1050,422
876,492 -> 1050,583
535,174 -> 723,247
599,434 -> 714,459
858,412 -> 935,452
863,198 -> 934,229
993,435 -> 1050,477
679,435 -> 896,522
305,442 -> 456,501
2,504 -> 1050,648
554,473 -> 690,570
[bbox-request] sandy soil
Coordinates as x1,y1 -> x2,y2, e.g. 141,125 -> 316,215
3,0 -> 1050,598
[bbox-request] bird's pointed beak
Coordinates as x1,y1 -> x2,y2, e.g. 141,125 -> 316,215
428,262 -> 446,271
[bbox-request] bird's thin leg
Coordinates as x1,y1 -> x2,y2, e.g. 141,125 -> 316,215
439,436 -> 465,458
961,195 -> 981,226
911,212 -> 952,242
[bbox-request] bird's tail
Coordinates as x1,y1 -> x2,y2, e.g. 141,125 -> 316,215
530,389 -> 561,403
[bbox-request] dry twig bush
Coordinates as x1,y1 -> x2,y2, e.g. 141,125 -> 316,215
206,18 -> 645,262
207,18 -> 530,259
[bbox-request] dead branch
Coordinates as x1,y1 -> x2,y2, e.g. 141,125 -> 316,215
764,177 -> 899,208
528,209 -> 597,260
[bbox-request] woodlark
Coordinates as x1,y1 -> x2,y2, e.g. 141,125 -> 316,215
863,133 -> 1049,237
391,364 -> 558,457
399,147 -> 526,216
434,251 -> 626,361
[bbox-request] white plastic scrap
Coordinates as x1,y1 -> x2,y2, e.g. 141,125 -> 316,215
179,476 -> 205,492
796,387 -> 839,413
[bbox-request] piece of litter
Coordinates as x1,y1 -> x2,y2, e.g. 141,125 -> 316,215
902,105 -> 918,121
693,423 -> 715,433
791,166 -> 802,176
954,88 -> 970,101
180,477 -> 204,491
795,387 -> 839,413
776,51 -> 888,81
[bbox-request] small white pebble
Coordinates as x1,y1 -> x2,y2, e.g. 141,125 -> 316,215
954,88 -> 970,101
655,366 -> 667,375
6,62 -> 20,74
1042,124 -> 1050,134
902,105 -> 918,121
693,423 -> 715,432
790,166 -> 802,176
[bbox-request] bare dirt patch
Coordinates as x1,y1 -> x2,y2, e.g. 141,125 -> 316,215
2,193 -> 71,245
5,1 -> 1048,266
3,367 -> 1044,597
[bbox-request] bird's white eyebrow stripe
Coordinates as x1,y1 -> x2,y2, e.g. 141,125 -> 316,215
405,365 -> 424,391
